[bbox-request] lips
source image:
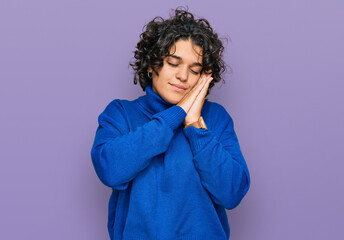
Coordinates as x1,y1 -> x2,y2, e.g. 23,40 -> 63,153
170,83 -> 186,90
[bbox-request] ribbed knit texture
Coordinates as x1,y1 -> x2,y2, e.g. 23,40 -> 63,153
91,82 -> 250,240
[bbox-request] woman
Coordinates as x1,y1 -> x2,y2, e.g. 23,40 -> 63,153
91,6 -> 250,240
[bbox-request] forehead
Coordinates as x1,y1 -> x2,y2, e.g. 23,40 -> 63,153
168,39 -> 203,62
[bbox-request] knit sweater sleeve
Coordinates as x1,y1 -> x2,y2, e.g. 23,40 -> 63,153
182,103 -> 250,210
91,99 -> 186,190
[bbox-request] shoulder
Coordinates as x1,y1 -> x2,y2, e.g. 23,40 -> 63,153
101,98 -> 137,114
203,100 -> 233,124
98,99 -> 130,126
100,99 -> 125,116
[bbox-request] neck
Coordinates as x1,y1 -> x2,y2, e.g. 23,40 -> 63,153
136,82 -> 174,115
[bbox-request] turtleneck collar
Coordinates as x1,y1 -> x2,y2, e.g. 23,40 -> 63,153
136,82 -> 174,116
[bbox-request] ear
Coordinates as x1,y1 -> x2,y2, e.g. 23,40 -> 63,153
147,66 -> 152,73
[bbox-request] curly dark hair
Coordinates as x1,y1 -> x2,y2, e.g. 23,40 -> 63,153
129,6 -> 230,97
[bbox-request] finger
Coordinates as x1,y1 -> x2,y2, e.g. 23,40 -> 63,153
188,76 -> 210,105
194,75 -> 209,95
198,77 -> 213,99
197,74 -> 208,85
179,76 -> 210,112
188,74 -> 208,96
203,69 -> 213,77
183,74 -> 210,104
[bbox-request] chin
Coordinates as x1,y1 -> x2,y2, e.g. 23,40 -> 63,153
166,99 -> 178,105
164,96 -> 180,105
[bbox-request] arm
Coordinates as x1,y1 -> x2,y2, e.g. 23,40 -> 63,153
183,104 -> 250,210
91,99 -> 186,190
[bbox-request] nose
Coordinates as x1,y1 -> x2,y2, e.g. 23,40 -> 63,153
175,65 -> 188,82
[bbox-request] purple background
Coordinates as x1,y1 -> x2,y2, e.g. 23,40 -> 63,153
1,0 -> 343,239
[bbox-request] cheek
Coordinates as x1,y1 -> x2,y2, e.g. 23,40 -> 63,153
162,68 -> 175,78
160,64 -> 175,76
191,78 -> 199,87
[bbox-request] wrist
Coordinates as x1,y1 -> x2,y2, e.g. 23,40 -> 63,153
184,116 -> 207,129
184,119 -> 198,126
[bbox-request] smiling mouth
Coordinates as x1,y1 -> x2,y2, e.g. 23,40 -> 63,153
170,83 -> 186,92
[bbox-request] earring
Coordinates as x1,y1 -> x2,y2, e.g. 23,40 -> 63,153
147,72 -> 152,79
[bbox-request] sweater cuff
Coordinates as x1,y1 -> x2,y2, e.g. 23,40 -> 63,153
152,105 -> 187,131
183,126 -> 214,155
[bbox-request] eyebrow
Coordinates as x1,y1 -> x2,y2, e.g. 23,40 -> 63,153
168,54 -> 203,67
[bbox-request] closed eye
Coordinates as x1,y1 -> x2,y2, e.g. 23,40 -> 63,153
191,70 -> 200,75
167,62 -> 200,75
168,62 -> 178,67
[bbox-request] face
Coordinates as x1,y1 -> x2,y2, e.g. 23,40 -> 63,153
147,38 -> 203,105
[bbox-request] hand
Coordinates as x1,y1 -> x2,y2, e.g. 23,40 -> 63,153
176,72 -> 213,125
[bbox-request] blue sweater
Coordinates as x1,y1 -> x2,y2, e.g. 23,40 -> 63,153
91,82 -> 250,240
